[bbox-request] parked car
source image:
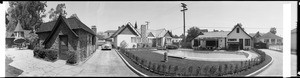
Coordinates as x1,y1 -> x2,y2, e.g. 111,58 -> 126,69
102,42 -> 112,50
166,45 -> 178,49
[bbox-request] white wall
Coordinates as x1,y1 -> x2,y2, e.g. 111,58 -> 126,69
218,38 -> 226,49
116,34 -> 137,48
227,27 -> 252,49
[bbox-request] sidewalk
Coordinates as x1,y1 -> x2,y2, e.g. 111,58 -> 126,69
5,48 -> 137,77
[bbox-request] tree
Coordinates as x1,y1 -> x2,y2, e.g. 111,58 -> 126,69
6,1 -> 47,32
48,3 -> 67,21
173,35 -> 179,38
186,27 -> 203,42
270,27 -> 277,34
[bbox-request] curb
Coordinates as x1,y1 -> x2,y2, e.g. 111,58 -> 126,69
245,54 -> 274,77
115,49 -> 149,77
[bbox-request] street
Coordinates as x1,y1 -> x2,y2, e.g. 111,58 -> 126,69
256,49 -> 297,76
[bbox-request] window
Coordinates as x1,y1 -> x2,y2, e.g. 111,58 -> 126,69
264,39 -> 269,43
228,39 -> 237,41
245,39 -> 250,46
236,28 -> 240,33
271,39 -> 275,44
277,39 -> 282,43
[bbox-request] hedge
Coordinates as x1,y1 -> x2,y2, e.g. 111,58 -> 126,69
33,48 -> 58,62
119,48 -> 267,77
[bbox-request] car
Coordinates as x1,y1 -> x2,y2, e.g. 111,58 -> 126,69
101,42 -> 112,50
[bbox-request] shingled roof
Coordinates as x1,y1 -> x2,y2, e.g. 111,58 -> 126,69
37,16 -> 95,35
195,31 -> 230,39
259,32 -> 282,39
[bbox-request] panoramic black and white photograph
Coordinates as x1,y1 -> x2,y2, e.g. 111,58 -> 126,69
1,1 -> 298,77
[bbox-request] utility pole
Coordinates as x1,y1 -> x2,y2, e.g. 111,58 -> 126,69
180,3 -> 188,43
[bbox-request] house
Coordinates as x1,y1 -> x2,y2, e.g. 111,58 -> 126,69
110,22 -> 173,48
192,23 -> 252,50
291,28 -> 297,51
110,23 -> 141,48
172,36 -> 182,43
257,32 -> 282,45
6,21 -> 31,48
104,30 -> 117,42
36,15 -> 97,61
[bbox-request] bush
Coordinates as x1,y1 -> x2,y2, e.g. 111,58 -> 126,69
66,51 -> 78,65
173,66 -> 179,76
38,49 -> 46,59
33,47 -> 42,58
181,42 -> 192,49
45,49 -> 58,62
188,66 -> 193,76
166,45 -> 178,49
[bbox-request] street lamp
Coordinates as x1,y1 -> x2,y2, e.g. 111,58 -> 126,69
180,3 -> 188,43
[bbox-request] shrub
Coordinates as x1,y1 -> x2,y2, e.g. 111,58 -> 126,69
148,62 -> 152,71
195,66 -> 201,76
162,64 -> 167,75
234,64 -> 239,74
180,67 -> 187,76
157,64 -> 161,74
33,47 -> 42,58
66,51 -> 78,65
152,63 -> 157,73
188,66 -> 193,76
208,65 -> 217,76
166,45 -> 178,49
181,42 -> 192,49
168,65 -> 172,75
38,49 -> 46,58
45,49 -> 58,62
174,66 -> 179,76
218,65 -> 223,76
203,65 -> 210,76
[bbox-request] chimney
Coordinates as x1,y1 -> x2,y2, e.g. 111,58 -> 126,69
141,25 -> 147,43
91,25 -> 97,34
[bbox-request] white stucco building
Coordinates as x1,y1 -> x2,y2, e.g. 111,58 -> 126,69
192,23 -> 252,50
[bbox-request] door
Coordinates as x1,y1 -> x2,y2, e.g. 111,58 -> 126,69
152,39 -> 156,47
239,39 -> 243,50
59,35 -> 68,60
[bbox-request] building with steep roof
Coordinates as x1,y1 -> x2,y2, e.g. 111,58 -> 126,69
110,22 -> 173,48
257,32 -> 282,45
36,15 -> 97,61
192,23 -> 252,50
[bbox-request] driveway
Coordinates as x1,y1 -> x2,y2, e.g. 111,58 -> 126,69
256,49 -> 283,76
5,48 -> 138,77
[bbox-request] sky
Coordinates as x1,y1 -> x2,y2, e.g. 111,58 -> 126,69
4,1 -> 298,37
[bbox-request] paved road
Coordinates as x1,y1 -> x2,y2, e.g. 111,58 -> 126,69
75,49 -> 138,77
256,49 -> 283,76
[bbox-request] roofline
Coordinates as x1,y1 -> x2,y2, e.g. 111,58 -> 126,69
42,15 -> 79,45
227,24 -> 252,39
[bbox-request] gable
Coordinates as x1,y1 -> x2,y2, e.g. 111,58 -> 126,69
120,27 -> 136,35
164,31 -> 172,37
111,23 -> 141,38
43,15 -> 78,45
227,24 -> 252,39
148,32 -> 155,37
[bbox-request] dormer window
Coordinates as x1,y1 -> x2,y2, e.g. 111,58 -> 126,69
236,28 -> 240,33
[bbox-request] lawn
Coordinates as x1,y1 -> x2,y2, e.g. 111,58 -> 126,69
5,56 -> 24,77
118,48 -> 271,77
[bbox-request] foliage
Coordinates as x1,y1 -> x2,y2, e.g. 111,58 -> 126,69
270,27 -> 277,34
45,49 -> 58,61
6,1 -> 47,31
120,40 -> 128,48
66,51 -> 78,65
48,3 -> 67,21
186,26 -> 204,42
